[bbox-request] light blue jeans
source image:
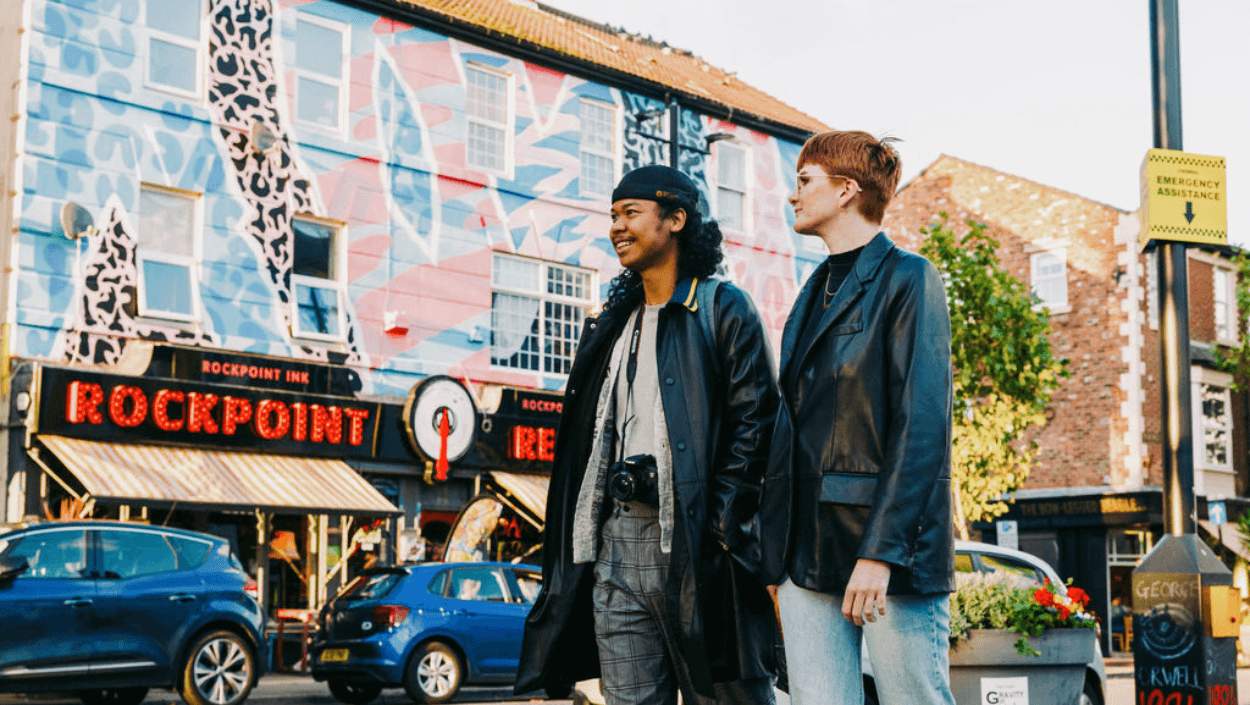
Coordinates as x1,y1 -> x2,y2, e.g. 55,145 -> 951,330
777,579 -> 955,705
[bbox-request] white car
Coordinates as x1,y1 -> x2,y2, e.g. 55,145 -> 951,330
574,540 -> 1107,705
858,540 -> 1107,705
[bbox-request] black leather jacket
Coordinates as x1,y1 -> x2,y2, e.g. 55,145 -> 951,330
759,233 -> 955,595
516,277 -> 779,697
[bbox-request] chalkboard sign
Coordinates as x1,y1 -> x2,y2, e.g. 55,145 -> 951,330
1132,572 -> 1237,705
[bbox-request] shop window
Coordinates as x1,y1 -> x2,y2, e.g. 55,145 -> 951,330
0,529 -> 87,579
145,0 -> 204,99
1108,528 -> 1154,564
1214,266 -> 1237,343
491,254 -> 594,376
293,14 -> 348,134
98,530 -> 178,579
465,64 -> 513,175
138,184 -> 199,322
1030,250 -> 1068,311
448,566 -> 509,602
291,215 -> 346,342
716,142 -> 748,231
579,99 -> 617,197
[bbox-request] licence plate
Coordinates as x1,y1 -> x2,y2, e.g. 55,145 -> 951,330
320,648 -> 350,663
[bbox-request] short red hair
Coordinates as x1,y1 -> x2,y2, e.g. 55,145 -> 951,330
797,131 -> 902,223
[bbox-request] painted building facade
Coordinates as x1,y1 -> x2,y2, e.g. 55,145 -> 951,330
0,0 -> 824,616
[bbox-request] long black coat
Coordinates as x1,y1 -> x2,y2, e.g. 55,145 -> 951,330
515,277 -> 779,697
759,233 -> 955,595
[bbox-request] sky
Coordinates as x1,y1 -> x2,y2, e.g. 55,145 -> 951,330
546,0 -> 1249,245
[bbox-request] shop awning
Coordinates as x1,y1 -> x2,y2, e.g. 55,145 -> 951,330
489,471 -> 549,523
1199,520 -> 1250,562
36,435 -> 400,516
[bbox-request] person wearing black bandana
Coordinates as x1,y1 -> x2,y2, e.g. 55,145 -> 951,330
758,131 -> 955,705
516,165 -> 779,705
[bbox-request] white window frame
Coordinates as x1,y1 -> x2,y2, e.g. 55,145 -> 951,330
578,98 -> 620,199
1213,264 -> 1238,346
1029,249 -> 1069,313
1146,249 -> 1159,330
291,12 -> 350,138
713,141 -> 751,232
289,214 -> 348,343
464,62 -> 516,178
136,183 -> 202,323
1191,366 -> 1235,477
142,0 -> 207,101
489,254 -> 596,377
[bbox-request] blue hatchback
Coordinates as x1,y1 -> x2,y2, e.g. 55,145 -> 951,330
0,521 -> 266,705
311,562 -> 542,704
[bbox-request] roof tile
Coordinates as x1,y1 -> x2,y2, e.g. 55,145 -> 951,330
392,0 -> 828,134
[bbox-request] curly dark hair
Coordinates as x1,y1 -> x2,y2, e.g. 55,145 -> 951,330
602,200 -> 724,316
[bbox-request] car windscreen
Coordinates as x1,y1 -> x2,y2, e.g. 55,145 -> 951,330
339,571 -> 404,601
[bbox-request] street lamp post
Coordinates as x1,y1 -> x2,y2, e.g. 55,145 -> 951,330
1131,2 -> 1238,703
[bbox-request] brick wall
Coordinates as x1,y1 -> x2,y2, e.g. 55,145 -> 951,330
883,156 -> 1136,490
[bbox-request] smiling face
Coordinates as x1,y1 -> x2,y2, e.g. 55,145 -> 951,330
789,163 -> 858,237
609,199 -> 685,273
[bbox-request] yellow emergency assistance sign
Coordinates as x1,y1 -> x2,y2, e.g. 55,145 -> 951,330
1140,148 -> 1227,248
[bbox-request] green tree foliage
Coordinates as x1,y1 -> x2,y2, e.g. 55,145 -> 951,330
1214,250 -> 1250,390
920,216 -> 1067,538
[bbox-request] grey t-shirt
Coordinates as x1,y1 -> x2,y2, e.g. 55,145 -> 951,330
614,303 -> 663,459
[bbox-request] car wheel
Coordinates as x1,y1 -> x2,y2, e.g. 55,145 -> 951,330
328,679 -> 383,705
1079,677 -> 1104,705
179,630 -> 256,705
79,688 -> 149,705
403,641 -> 462,704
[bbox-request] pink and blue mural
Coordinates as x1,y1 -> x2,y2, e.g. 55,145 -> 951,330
14,0 -> 822,398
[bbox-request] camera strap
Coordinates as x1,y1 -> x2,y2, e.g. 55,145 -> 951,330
614,304 -> 647,463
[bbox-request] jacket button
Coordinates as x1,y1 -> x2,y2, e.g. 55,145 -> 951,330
687,507 -> 696,518
569,388 -> 577,397
676,441 -> 686,451
664,377 -> 674,385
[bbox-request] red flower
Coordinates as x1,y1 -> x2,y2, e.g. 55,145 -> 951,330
1057,605 -> 1071,621
1034,587 -> 1054,607
1068,587 -> 1090,607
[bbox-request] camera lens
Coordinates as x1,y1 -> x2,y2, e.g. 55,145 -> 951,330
610,472 -> 636,502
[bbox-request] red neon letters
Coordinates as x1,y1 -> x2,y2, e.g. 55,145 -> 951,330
62,379 -> 368,447
508,424 -> 556,462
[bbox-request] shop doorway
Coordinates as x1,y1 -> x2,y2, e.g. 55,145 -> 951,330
1107,528 -> 1155,654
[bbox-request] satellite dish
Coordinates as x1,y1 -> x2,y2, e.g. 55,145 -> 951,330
60,202 -> 95,240
250,121 -> 279,154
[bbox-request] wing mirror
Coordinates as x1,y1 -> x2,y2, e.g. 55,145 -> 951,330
0,555 -> 29,582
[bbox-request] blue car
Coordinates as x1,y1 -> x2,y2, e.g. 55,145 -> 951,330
0,521 -> 266,705
311,562 -> 543,704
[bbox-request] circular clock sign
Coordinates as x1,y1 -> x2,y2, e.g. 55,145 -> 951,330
403,376 -> 478,467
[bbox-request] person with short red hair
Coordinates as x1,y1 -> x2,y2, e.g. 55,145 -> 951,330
758,131 -> 956,705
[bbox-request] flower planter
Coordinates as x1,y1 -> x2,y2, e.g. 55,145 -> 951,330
949,628 -> 1095,705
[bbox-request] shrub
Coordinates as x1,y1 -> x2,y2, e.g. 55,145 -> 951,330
950,573 -> 1097,656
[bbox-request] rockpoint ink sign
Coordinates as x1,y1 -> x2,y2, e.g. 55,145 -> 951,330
36,366 -> 381,460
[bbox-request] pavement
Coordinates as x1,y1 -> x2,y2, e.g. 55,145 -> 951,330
0,674 -> 568,705
8,668 -> 1250,704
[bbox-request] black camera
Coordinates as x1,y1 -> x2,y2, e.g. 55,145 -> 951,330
608,454 -> 660,507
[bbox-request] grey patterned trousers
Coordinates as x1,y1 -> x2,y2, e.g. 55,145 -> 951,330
594,501 -> 681,705
592,501 -> 775,705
